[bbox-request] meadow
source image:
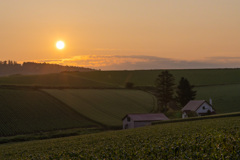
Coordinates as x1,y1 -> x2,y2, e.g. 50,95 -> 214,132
0,116 -> 239,159
43,89 -> 157,127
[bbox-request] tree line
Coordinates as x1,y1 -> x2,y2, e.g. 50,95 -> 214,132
0,60 -> 95,76
155,70 -> 196,112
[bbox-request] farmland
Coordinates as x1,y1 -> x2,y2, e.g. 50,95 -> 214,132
196,84 -> 240,113
0,88 -> 156,136
1,69 -> 240,87
0,68 -> 240,137
43,89 -> 157,127
0,89 -> 97,136
0,116 -> 239,159
0,73 -> 117,88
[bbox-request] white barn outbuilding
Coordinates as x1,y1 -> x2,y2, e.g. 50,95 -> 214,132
182,100 -> 215,118
122,113 -> 169,129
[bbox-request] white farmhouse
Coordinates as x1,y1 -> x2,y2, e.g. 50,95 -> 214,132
122,113 -> 169,129
182,100 -> 215,118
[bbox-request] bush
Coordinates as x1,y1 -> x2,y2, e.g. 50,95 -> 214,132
125,82 -> 134,89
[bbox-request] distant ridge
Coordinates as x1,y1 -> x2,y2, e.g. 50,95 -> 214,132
0,60 -> 95,76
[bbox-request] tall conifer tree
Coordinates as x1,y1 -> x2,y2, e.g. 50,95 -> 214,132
176,77 -> 196,106
155,70 -> 175,112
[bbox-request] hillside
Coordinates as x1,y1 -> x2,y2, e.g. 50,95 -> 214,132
0,73 -> 117,88
0,116 -> 239,159
0,61 -> 94,76
2,68 -> 240,87
43,89 -> 157,127
0,88 -> 157,136
0,89 -> 97,136
0,69 -> 240,114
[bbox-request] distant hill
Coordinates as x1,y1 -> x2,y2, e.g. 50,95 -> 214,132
0,60 -> 95,76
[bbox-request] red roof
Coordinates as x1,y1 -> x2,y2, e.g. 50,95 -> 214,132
123,113 -> 169,121
181,100 -> 212,112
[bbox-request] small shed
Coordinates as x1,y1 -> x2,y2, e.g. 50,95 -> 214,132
182,100 -> 215,118
122,113 -> 169,129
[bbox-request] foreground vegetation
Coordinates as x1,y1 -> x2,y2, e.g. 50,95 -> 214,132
43,89 -> 157,126
0,116 -> 239,159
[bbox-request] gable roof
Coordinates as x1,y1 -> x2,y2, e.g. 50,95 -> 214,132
122,113 -> 169,121
181,100 -> 212,112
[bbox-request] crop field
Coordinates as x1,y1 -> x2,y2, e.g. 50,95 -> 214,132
196,84 -> 240,113
0,73 -> 116,88
0,89 -> 97,136
0,116 -> 239,159
68,69 -> 240,87
1,69 -> 240,87
43,89 -> 157,127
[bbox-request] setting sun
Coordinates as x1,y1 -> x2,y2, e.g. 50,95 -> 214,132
56,41 -> 65,50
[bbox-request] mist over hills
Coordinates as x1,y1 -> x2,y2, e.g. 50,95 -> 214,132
0,60 -> 95,76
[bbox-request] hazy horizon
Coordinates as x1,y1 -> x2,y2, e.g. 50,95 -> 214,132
1,1 -> 240,70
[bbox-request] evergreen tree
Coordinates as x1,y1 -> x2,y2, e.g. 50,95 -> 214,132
176,77 -> 196,106
155,70 -> 175,112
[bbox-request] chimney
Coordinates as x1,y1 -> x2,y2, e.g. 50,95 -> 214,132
209,98 -> 212,106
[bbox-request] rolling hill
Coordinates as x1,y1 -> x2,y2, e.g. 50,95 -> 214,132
43,89 -> 157,127
0,89 -> 97,136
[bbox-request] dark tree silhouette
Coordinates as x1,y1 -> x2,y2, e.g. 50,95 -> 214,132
155,70 -> 175,112
176,77 -> 196,106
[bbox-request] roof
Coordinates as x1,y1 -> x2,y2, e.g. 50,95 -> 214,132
181,100 -> 212,112
122,113 -> 169,121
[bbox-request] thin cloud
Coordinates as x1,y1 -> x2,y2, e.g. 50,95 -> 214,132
25,55 -> 240,70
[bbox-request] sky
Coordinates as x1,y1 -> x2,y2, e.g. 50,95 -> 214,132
1,0 -> 240,70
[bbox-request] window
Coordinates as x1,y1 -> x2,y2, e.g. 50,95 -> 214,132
202,106 -> 205,110
127,117 -> 131,122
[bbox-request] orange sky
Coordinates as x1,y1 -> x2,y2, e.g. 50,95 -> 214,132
1,1 -> 240,69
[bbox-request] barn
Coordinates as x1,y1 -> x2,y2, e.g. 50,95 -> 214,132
182,100 -> 215,118
122,113 -> 169,129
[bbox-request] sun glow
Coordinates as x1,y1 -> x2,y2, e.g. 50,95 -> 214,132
56,41 -> 65,49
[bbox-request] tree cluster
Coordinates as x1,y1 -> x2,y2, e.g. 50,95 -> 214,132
0,60 -> 95,76
155,70 -> 196,112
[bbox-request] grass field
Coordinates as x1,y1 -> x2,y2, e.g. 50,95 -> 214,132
0,73 -> 117,88
2,69 -> 240,87
43,89 -> 157,127
67,69 -> 240,87
0,89 -> 97,136
0,116 -> 239,159
196,84 -> 240,113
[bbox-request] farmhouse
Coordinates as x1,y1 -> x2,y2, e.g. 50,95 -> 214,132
122,113 -> 169,129
182,100 -> 215,118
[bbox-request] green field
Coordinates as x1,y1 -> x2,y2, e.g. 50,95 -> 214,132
1,69 -> 240,114
0,116 -> 239,159
0,73 -> 117,88
2,69 -> 240,87
43,89 -> 157,126
196,84 -> 240,113
0,89 -> 97,136
62,69 -> 240,87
